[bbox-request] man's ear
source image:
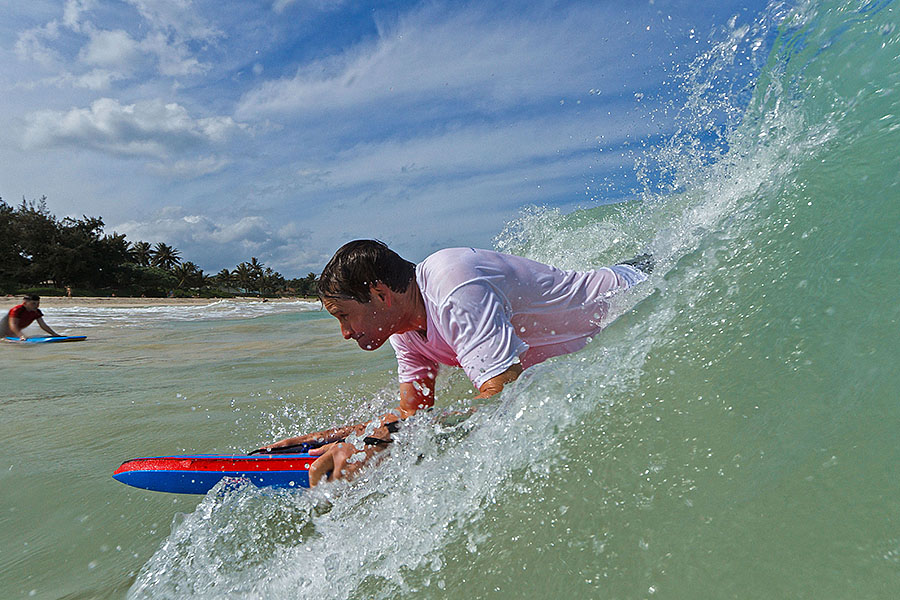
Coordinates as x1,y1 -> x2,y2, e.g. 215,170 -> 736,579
370,282 -> 392,306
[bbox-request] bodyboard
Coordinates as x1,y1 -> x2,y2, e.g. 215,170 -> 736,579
5,336 -> 87,343
113,453 -> 314,494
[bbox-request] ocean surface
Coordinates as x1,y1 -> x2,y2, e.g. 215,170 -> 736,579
3,0 -> 900,597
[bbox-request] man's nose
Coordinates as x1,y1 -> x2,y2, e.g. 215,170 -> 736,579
341,323 -> 354,339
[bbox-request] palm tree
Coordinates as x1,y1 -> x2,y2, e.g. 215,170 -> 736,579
196,270 -> 210,290
259,266 -> 285,296
215,268 -> 235,289
245,257 -> 266,294
151,242 -> 181,270
129,241 -> 153,267
248,257 -> 264,278
234,262 -> 253,293
104,232 -> 130,256
173,261 -> 201,289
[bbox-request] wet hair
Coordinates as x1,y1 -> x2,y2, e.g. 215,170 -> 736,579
23,294 -> 40,302
317,240 -> 416,303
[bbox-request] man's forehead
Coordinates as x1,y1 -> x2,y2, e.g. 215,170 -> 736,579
322,297 -> 358,314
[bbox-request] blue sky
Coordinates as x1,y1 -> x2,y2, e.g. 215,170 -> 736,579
0,0 -> 772,276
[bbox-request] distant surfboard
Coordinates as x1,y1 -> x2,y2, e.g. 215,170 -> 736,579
5,336 -> 86,343
113,454 -> 314,494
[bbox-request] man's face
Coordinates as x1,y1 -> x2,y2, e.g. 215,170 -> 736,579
23,299 -> 39,311
323,295 -> 395,351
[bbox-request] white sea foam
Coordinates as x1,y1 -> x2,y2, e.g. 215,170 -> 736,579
40,299 -> 322,329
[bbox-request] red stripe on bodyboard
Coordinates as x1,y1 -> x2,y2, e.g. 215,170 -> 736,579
114,455 -> 314,475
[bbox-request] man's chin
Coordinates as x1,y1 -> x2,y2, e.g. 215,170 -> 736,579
357,338 -> 385,351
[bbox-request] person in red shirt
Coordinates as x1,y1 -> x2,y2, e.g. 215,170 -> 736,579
2,295 -> 61,341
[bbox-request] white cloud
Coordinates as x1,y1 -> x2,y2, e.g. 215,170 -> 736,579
122,0 -> 222,77
301,155 -> 606,252
11,69 -> 127,91
74,68 -> 126,90
125,0 -> 221,42
114,210 -> 313,273
63,0 -> 96,32
207,216 -> 270,244
14,0 -> 219,85
79,29 -> 141,68
147,155 -> 231,179
273,0 -> 297,13
14,21 -> 62,67
237,4 -> 650,120
23,98 -> 240,157
273,0 -> 348,15
140,30 -> 206,77
123,212 -> 274,247
279,106 -> 656,195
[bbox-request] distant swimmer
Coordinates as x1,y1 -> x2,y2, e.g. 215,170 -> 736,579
259,240 -> 653,485
2,294 -> 62,341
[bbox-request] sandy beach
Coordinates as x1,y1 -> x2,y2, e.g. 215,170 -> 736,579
1,295 -> 314,310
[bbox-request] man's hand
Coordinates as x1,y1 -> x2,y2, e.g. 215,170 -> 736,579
256,413 -> 401,454
307,440 -> 387,486
475,363 -> 523,398
37,317 -> 60,337
8,318 -> 25,341
398,377 -> 436,417
256,425 -> 358,453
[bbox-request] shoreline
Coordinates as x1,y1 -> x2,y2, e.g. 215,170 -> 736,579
1,296 -> 317,309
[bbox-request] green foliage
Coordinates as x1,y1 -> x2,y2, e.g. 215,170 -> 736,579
15,287 -> 67,297
0,201 -> 23,291
151,242 -> 180,270
115,264 -> 178,297
1,196 -> 131,290
172,261 -> 203,290
197,288 -> 235,298
286,272 -> 319,297
0,195 -> 317,297
129,241 -> 153,267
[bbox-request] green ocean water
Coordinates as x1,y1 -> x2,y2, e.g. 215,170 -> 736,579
3,0 -> 900,598
0,303 -> 402,598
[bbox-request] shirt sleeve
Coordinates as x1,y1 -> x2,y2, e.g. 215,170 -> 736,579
389,335 -> 439,384
435,282 -> 528,388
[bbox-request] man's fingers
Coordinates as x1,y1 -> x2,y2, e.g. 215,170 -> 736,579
308,451 -> 335,487
308,442 -> 359,486
327,443 -> 351,482
308,442 -> 335,456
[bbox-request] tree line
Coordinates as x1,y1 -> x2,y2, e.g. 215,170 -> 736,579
0,196 -> 318,298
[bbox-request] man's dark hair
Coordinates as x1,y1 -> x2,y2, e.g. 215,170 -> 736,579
24,294 -> 40,301
317,240 -> 416,303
